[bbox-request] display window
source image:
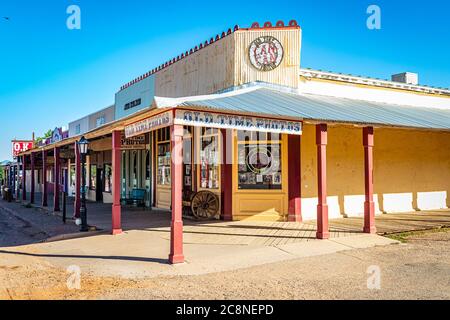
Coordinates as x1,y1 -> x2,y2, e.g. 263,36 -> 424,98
69,164 -> 75,195
90,165 -> 97,190
199,128 -> 220,189
237,131 -> 282,190
156,127 -> 171,186
104,164 -> 112,193
183,127 -> 193,191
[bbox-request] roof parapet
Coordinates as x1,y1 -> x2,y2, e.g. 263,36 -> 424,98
119,20 -> 300,92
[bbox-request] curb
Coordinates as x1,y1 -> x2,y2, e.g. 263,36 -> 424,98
0,201 -> 104,243
0,203 -> 51,238
44,229 -> 110,243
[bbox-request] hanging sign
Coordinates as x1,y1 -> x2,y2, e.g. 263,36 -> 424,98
174,110 -> 302,135
12,141 -> 34,158
121,133 -> 148,150
125,111 -> 173,138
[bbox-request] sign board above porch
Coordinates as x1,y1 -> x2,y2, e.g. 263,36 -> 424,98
174,110 -> 302,135
124,109 -> 302,138
125,111 -> 173,138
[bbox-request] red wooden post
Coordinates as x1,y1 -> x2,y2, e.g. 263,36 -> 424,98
363,127 -> 377,234
112,130 -> 123,235
30,153 -> 35,204
42,150 -> 48,207
288,134 -> 302,222
22,155 -> 27,201
169,124 -> 184,264
316,124 -> 329,239
53,147 -> 60,212
74,142 -> 81,219
220,129 -> 233,221
15,163 -> 19,200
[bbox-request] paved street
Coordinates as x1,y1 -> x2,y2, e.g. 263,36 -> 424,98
1,227 -> 448,300
0,201 -> 449,300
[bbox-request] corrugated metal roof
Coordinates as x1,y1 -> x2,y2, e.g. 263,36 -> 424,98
174,87 -> 450,130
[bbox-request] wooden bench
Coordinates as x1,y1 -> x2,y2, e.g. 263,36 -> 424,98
122,188 -> 146,209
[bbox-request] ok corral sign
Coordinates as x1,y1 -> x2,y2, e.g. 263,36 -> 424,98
12,141 -> 34,158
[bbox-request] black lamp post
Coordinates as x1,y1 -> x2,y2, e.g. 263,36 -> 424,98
77,136 -> 89,232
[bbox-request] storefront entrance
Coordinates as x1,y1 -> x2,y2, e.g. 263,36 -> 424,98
154,126 -> 222,218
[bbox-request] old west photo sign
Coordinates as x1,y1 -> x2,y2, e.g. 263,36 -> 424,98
125,109 -> 302,138
175,110 -> 302,135
125,111 -> 173,138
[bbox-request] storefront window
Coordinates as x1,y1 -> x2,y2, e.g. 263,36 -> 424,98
237,131 -> 282,190
157,127 -> 171,185
199,128 -> 219,189
183,127 -> 193,193
104,164 -> 112,193
90,165 -> 97,190
70,165 -> 75,196
132,151 -> 138,188
121,151 -> 126,197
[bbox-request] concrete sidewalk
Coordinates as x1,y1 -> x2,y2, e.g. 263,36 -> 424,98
1,198 -> 448,279
0,229 -> 398,279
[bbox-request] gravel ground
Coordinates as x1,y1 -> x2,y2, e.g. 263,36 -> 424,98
1,212 -> 449,300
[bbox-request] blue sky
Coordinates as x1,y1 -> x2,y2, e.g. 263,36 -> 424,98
0,0 -> 449,160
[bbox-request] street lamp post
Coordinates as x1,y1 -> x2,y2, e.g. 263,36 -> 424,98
77,136 -> 89,232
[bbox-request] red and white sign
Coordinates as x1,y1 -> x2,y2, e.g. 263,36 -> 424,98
12,141 -> 34,158
249,36 -> 284,72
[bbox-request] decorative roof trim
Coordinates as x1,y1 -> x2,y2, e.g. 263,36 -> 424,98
300,68 -> 450,97
119,20 -> 300,92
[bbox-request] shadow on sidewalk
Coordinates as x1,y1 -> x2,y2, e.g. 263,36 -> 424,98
0,249 -> 168,265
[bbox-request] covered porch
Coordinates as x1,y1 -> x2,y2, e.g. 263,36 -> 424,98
15,85 -> 450,265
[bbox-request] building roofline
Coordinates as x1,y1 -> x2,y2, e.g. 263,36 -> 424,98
118,20 -> 300,92
300,68 -> 450,97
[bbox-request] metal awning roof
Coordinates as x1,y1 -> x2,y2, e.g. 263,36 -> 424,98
155,86 -> 450,130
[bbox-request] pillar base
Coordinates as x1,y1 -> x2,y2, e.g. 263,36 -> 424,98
363,226 -> 377,234
169,254 -> 185,264
364,201 -> 376,234
288,214 -> 302,223
222,215 -> 233,222
112,229 -> 123,235
316,231 -> 330,240
169,220 -> 184,264
316,204 -> 329,239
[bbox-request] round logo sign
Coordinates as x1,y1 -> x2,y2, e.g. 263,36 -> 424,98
249,36 -> 284,72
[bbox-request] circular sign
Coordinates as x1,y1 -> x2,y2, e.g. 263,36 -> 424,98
249,36 -> 284,72
246,147 -> 275,174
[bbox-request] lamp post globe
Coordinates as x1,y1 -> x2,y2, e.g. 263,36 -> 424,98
77,136 -> 89,232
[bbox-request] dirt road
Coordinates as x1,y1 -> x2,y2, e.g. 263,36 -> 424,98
1,206 -> 448,300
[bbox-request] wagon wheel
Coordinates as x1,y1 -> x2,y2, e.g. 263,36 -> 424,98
191,191 -> 220,220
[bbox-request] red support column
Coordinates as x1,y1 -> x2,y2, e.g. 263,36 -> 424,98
42,150 -> 48,207
22,155 -> 27,201
74,142 -> 81,219
316,124 -> 329,239
112,130 -> 123,235
53,147 -> 60,212
363,127 -> 377,234
288,134 -> 302,222
220,129 -> 233,221
169,124 -> 184,264
30,153 -> 35,204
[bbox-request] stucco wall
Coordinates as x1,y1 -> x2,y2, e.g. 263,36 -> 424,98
301,123 -> 450,220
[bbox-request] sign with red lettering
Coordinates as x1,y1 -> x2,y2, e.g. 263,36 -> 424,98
12,141 -> 34,158
249,36 -> 284,72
